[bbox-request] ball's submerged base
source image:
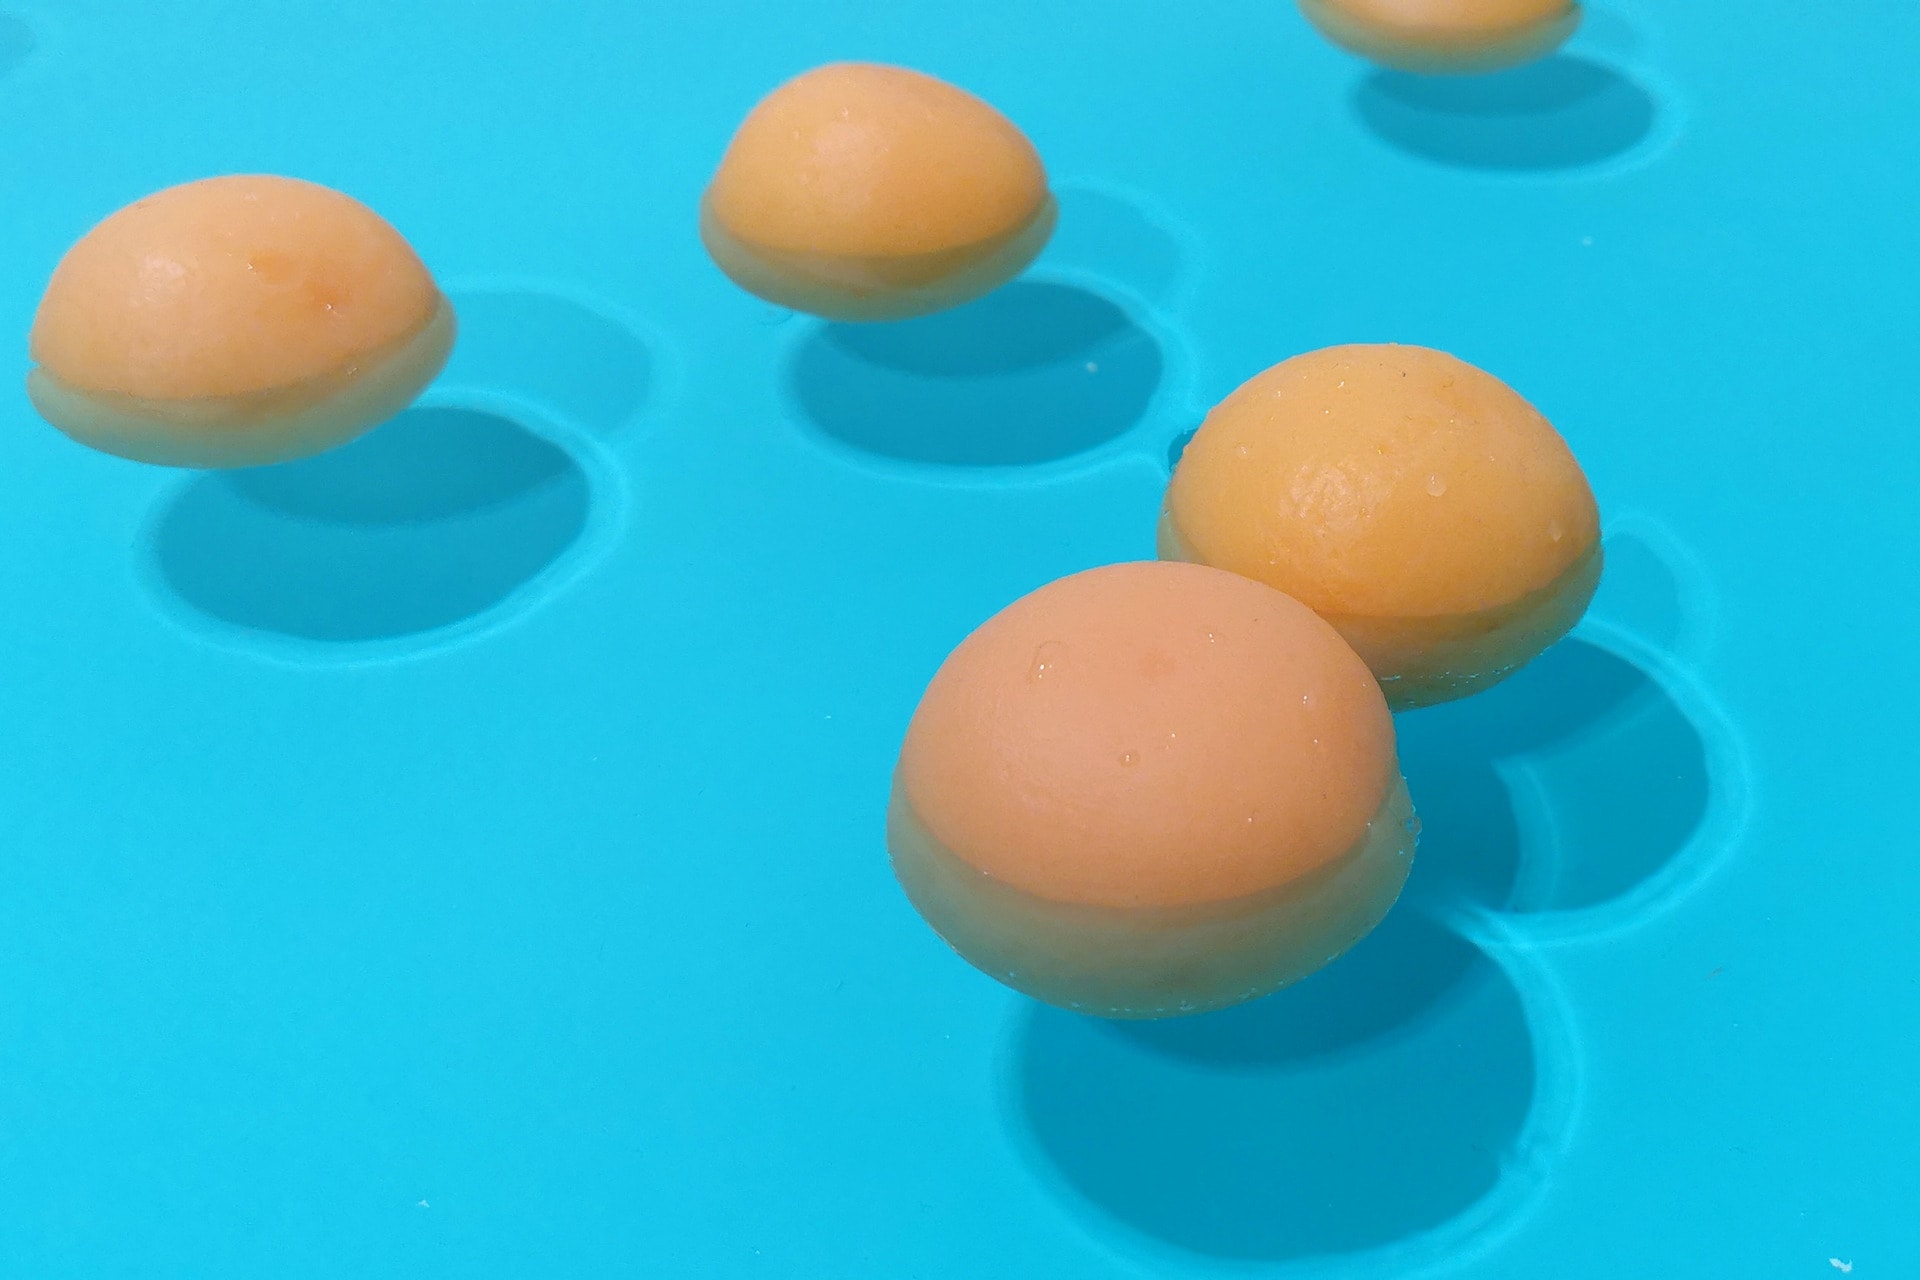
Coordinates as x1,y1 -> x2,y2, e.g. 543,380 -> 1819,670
1332,539 -> 1603,708
889,774 -> 1416,1019
27,296 -> 457,469
699,193 -> 1057,323
1298,0 -> 1581,75
1158,510 -> 1601,711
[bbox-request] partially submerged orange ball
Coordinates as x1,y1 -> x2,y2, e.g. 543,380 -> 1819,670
891,560 -> 1415,1019
1162,344 -> 1601,710
28,175 -> 454,468
1299,0 -> 1581,74
702,62 -> 1055,322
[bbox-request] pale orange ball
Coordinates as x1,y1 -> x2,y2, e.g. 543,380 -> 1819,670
891,560 -> 1415,1018
1162,344 -> 1600,709
1300,0 -> 1581,74
28,175 -> 453,468
702,62 -> 1054,322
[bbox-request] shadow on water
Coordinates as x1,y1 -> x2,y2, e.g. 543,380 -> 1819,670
1354,55 -> 1657,171
1587,527 -> 1687,651
1040,186 -> 1187,306
1397,635 -> 1712,915
1017,905 -> 1535,1260
789,281 -> 1162,468
151,407 -> 590,645
440,290 -> 652,437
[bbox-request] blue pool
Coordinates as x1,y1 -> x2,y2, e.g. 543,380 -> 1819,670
0,2 -> 1911,1276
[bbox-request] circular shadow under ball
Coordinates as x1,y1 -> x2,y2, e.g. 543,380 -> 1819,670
151,407 -> 590,645
1354,55 -> 1657,172
1016,907 -> 1535,1261
1397,637 -> 1712,915
1115,899 -> 1479,1068
789,281 -> 1163,469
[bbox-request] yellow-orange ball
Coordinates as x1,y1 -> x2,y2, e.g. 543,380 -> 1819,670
28,175 -> 453,468
702,63 -> 1055,322
892,560 -> 1414,1019
1300,0 -> 1581,74
1162,344 -> 1600,709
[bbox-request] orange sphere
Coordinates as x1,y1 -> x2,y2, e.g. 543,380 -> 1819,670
1162,344 -> 1600,709
891,560 -> 1414,1018
28,175 -> 453,468
1299,0 -> 1581,74
702,63 -> 1054,322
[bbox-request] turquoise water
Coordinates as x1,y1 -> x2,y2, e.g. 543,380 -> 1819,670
0,2 -> 1911,1276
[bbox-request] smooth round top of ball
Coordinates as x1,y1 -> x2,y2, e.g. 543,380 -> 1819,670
1166,344 -> 1598,622
897,561 -> 1395,911
1301,0 -> 1580,71
705,62 -> 1048,261
30,175 -> 441,402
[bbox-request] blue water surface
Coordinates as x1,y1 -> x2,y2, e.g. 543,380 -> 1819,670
0,2 -> 1912,1276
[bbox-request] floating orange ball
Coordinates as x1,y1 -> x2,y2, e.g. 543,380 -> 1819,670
1299,0 -> 1581,74
28,175 -> 453,468
701,62 -> 1055,322
1162,344 -> 1600,710
891,561 -> 1414,1019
